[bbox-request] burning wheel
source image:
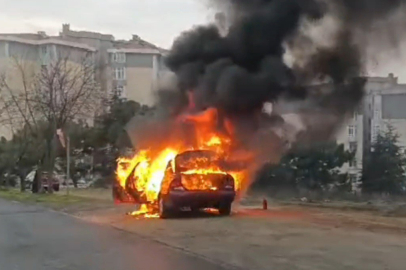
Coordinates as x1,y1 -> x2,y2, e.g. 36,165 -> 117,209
158,196 -> 172,219
218,202 -> 232,216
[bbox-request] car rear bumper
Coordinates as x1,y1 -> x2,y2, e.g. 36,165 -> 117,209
164,190 -> 236,208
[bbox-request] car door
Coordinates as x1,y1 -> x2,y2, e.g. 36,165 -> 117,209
113,160 -> 145,204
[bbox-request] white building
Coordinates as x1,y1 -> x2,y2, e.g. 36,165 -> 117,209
363,74 -> 406,148
336,111 -> 364,189
274,74 -> 406,190
336,73 -> 406,189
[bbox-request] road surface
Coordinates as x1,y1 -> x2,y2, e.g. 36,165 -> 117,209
0,199 -> 231,270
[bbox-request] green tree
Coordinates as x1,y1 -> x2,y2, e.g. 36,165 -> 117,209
96,94 -> 155,147
0,124 -> 46,190
255,142 -> 353,192
361,126 -> 406,195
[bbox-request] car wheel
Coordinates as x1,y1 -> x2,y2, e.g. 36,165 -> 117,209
158,196 -> 172,219
218,202 -> 232,216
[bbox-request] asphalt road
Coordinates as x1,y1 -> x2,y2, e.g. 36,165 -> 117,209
0,199 -> 230,270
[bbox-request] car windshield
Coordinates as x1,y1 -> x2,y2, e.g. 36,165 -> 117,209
175,150 -> 220,172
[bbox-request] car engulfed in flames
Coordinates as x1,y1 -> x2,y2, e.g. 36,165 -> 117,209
114,95 -> 256,218
114,147 -> 241,218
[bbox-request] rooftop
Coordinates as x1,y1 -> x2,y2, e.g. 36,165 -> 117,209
0,33 -> 97,51
60,23 -> 114,41
367,73 -> 398,84
113,35 -> 158,50
61,24 -> 164,52
0,24 -> 164,53
0,33 -> 47,40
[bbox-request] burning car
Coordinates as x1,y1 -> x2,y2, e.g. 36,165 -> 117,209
159,150 -> 236,217
114,149 -> 238,218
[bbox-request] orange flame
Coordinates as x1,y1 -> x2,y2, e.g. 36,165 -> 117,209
116,107 -> 250,218
117,148 -> 178,203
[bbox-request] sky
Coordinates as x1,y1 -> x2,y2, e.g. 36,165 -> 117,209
0,0 -> 404,81
0,0 -> 212,49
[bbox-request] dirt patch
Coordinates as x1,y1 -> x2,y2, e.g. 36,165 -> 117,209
76,204 -> 406,270
61,188 -> 112,201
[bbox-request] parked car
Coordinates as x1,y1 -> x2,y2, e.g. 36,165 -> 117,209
76,179 -> 88,189
61,179 -> 75,188
114,150 -> 236,218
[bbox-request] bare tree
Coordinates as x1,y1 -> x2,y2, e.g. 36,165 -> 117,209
0,54 -> 104,192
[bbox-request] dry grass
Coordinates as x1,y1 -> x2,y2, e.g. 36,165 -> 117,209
0,188 -> 109,210
59,188 -> 112,201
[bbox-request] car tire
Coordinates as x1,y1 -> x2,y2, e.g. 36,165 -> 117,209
218,202 -> 232,216
158,196 -> 172,219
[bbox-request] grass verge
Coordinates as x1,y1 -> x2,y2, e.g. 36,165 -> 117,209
0,188 -> 109,210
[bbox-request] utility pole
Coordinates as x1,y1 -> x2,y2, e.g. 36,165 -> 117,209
57,128 -> 70,196
66,136 -> 70,196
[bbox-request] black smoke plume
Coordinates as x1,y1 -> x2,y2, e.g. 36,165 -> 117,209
160,0 -> 406,144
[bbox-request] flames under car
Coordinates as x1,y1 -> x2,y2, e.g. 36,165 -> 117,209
113,150 -> 236,218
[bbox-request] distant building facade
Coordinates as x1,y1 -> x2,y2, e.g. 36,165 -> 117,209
59,24 -> 170,105
273,74 -> 406,190
336,73 -> 406,189
0,24 -> 170,138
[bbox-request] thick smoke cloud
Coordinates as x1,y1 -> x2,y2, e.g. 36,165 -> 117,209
161,0 -> 406,141
165,0 -> 317,114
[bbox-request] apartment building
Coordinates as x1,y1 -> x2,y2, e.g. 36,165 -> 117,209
0,24 -> 170,138
363,74 -> 406,149
0,31 -> 97,138
59,24 -> 169,105
107,37 -> 169,105
335,110 -> 364,190
273,74 -> 406,190
336,73 -> 406,189
0,24 -> 168,103
0,31 -> 96,81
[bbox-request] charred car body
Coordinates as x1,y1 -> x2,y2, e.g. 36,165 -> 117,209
113,150 -> 236,218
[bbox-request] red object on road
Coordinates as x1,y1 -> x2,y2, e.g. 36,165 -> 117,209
262,199 -> 268,210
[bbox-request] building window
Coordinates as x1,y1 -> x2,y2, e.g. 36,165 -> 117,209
114,67 -> 126,80
349,142 -> 357,153
41,45 -> 48,55
40,45 -> 50,65
374,108 -> 380,119
348,125 -> 356,137
113,85 -> 126,99
112,52 -> 126,63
